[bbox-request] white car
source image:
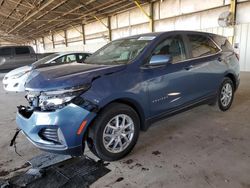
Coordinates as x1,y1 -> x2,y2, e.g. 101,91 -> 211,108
2,52 -> 91,92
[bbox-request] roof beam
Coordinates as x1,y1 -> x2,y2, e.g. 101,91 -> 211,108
0,11 -> 19,21
8,0 -> 34,9
0,0 -> 4,6
27,0 -> 128,37
16,0 -> 68,33
7,0 -> 57,34
134,0 -> 154,32
0,0 -> 22,27
35,4 -> 84,30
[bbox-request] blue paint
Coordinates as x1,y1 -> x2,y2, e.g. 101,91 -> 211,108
16,31 -> 240,156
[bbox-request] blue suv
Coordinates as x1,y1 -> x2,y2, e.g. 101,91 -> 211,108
16,31 -> 240,161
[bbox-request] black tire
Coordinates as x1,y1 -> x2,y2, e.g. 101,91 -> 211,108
218,77 -> 235,111
86,137 -> 98,156
87,103 -> 140,161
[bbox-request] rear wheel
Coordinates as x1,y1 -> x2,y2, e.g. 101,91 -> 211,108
218,77 -> 234,111
87,103 -> 140,161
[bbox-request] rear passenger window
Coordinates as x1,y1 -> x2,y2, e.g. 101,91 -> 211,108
188,35 -> 220,58
15,47 -> 30,55
212,36 -> 233,52
0,48 -> 11,56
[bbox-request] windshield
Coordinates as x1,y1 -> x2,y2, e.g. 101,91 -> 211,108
85,38 -> 152,65
32,53 -> 59,67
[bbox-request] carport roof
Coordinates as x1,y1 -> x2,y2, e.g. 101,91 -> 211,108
0,0 -> 152,44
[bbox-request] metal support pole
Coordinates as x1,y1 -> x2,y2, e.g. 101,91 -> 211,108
35,39 -> 38,53
229,0 -> 237,44
230,0 -> 237,24
93,15 -> 111,41
42,37 -> 45,50
82,24 -> 86,45
64,30 -> 68,47
134,0 -> 154,32
149,2 -> 154,32
51,33 -> 55,49
108,16 -> 112,41
93,16 -> 108,28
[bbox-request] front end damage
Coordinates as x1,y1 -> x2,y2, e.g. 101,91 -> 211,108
15,88 -> 97,156
12,63 -> 125,156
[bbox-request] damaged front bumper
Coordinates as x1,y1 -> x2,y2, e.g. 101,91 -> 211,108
16,103 -> 96,156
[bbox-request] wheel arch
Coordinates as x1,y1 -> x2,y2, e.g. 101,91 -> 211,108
109,98 -> 147,130
83,98 -> 146,158
84,97 -> 147,139
225,73 -> 237,91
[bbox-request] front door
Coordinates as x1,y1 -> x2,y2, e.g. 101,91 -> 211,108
144,35 -> 196,117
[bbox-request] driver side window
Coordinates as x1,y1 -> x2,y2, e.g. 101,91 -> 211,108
153,35 -> 186,64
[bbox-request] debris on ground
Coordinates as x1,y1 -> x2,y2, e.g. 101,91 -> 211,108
152,151 -> 161,156
28,153 -> 72,169
141,167 -> 149,171
0,171 -> 9,177
0,153 -> 111,188
115,177 -> 124,182
123,159 -> 133,165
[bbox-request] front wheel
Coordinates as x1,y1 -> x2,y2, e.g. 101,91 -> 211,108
87,103 -> 140,161
218,77 -> 235,111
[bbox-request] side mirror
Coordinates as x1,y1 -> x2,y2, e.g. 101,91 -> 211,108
149,55 -> 172,65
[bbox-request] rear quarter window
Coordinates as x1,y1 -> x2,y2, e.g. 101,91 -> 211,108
0,47 -> 12,56
15,47 -> 30,55
188,34 -> 220,58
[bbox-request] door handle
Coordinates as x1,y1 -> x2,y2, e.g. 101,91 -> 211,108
184,65 -> 194,70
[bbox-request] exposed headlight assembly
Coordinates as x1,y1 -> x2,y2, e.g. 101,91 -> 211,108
38,85 -> 89,111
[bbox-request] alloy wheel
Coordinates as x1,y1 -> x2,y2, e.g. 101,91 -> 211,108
102,114 -> 135,153
220,83 -> 233,107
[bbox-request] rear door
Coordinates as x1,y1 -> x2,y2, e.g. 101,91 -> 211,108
184,34 -> 222,99
14,46 -> 36,68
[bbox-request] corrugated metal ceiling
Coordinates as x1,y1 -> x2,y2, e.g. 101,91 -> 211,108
0,0 -> 151,43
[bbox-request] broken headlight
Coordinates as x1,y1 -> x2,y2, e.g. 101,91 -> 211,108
38,86 -> 89,111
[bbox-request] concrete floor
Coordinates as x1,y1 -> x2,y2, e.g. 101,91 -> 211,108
0,72 -> 249,188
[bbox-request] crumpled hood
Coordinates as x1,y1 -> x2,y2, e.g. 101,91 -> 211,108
25,63 -> 126,91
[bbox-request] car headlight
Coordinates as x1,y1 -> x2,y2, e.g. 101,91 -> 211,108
38,85 -> 90,111
11,70 -> 30,79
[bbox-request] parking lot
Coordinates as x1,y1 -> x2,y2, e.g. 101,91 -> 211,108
0,72 -> 249,187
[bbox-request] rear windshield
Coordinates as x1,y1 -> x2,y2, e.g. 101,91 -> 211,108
214,36 -> 234,52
